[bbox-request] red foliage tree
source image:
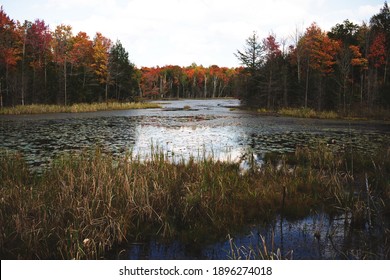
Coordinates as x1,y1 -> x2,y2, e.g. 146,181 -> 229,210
369,32 -> 386,68
0,7 -> 20,106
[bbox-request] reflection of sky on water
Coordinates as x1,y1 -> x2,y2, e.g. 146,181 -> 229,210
133,125 -> 246,163
1,98 -> 388,170
119,213 -> 387,260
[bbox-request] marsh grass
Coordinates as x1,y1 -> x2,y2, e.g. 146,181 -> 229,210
278,107 -> 339,119
1,144 -> 389,259
257,107 -> 390,121
0,102 -> 161,115
228,233 -> 293,260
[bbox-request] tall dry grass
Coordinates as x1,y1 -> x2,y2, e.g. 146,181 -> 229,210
0,102 -> 161,115
0,144 -> 389,259
278,107 -> 339,119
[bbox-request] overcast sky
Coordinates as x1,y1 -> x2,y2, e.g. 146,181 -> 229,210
0,0 -> 385,67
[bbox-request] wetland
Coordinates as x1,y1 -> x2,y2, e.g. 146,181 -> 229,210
1,99 -> 389,259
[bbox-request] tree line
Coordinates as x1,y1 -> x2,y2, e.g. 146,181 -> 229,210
0,6 -> 245,107
236,2 -> 390,112
1,3 -> 390,113
0,7 -> 138,107
139,64 -> 244,99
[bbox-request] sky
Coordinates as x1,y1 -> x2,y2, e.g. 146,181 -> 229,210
0,0 -> 386,67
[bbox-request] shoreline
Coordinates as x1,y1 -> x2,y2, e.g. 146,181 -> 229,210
236,106 -> 390,122
0,102 -> 161,115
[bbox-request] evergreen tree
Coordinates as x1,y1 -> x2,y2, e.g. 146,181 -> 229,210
234,31 -> 264,105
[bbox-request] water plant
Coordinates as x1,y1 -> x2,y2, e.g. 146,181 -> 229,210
227,233 -> 293,260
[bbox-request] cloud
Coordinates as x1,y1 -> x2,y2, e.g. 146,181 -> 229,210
1,0 -> 385,67
358,4 -> 383,18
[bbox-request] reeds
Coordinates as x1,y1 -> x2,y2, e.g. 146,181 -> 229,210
0,102 -> 161,115
1,144 -> 389,259
227,233 -> 293,260
278,107 -> 339,119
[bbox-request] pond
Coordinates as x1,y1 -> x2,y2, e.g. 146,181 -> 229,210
1,99 -> 389,168
1,99 -> 389,259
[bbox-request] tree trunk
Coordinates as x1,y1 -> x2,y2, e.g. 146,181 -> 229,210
83,67 -> 87,89
360,72 -> 364,106
367,71 -> 371,109
159,75 -> 163,98
204,75 -> 207,98
343,76 -> 347,113
318,76 -> 322,111
138,81 -> 143,98
32,68 -> 36,104
64,59 -> 67,106
105,82 -> 108,104
0,81 -> 2,109
212,77 -> 217,98
5,64 -> 9,106
283,65 -> 288,107
305,63 -> 309,108
384,54 -> 388,84
44,57 -> 48,100
297,54 -> 301,83
267,68 -> 272,109
21,31 -> 26,106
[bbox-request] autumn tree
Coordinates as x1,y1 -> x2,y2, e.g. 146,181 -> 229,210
26,19 -> 52,102
0,6 -> 20,107
208,65 -> 220,98
368,32 -> 387,105
140,67 -> 160,97
216,67 -> 234,97
263,34 -> 282,108
52,24 -> 73,105
92,32 -> 112,103
329,20 -> 362,110
370,2 -> 390,82
69,31 -> 93,101
299,23 -> 339,109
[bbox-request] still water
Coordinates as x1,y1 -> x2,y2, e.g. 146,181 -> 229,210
1,99 -> 389,168
1,99 -> 389,259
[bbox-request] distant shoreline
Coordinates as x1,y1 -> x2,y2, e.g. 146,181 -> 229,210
0,102 -> 161,115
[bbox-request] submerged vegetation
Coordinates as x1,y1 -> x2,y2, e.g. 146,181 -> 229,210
1,144 -> 389,259
0,102 -> 161,115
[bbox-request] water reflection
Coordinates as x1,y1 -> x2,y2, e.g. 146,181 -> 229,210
1,99 -> 389,169
116,213 -> 388,260
0,116 -> 139,168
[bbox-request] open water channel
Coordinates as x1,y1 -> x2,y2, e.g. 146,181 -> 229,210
1,99 -> 389,259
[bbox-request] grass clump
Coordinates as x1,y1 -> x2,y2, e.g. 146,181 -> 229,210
278,107 -> 338,119
0,102 -> 161,115
228,234 -> 293,260
1,145 -> 389,259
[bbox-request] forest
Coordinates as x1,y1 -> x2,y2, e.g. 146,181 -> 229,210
0,3 -> 390,113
